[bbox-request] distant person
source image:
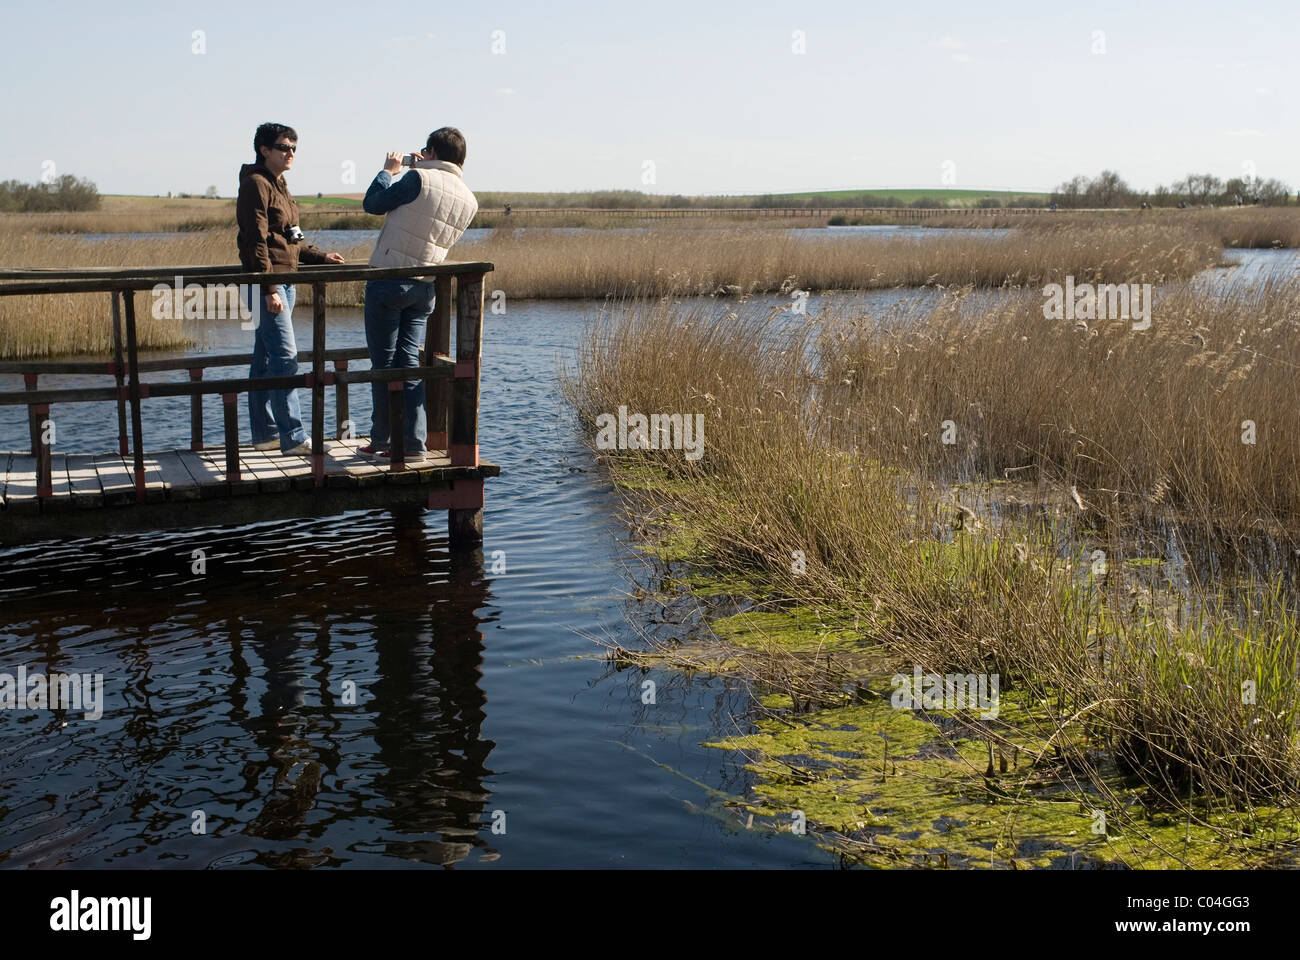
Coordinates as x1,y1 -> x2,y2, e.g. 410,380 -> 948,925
236,122 -> 345,455
360,127 -> 479,461
504,203 -> 512,217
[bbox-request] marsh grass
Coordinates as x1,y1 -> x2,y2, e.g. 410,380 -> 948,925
926,207 -> 1300,249
1,221 -> 1221,357
819,275 -> 1300,537
473,222 -> 1219,298
0,232 -> 373,358
560,295 -> 1300,837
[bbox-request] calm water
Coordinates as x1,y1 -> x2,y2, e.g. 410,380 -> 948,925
0,299 -> 846,868
1,235 -> 1292,868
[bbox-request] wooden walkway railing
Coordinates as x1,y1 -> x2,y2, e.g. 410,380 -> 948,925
0,261 -> 494,543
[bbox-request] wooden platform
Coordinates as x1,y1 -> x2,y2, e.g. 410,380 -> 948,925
0,440 -> 499,544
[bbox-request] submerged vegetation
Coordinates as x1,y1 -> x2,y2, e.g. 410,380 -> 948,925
563,292 -> 1300,868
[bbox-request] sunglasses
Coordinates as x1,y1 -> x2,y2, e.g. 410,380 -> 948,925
271,142 -> 297,154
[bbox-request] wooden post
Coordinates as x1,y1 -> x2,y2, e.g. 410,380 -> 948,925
123,288 -> 146,502
222,393 -> 240,481
24,373 -> 39,454
387,379 -> 405,470
189,368 -> 204,450
449,272 -> 484,468
111,292 -> 128,457
34,401 -> 51,499
311,282 -> 326,486
426,276 -> 453,451
431,478 -> 485,547
335,358 -> 350,440
448,272 -> 484,545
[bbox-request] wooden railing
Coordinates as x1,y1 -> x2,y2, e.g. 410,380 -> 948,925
0,261 -> 492,502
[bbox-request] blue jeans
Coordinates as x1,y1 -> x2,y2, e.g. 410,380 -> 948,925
363,278 -> 435,453
247,283 -> 308,451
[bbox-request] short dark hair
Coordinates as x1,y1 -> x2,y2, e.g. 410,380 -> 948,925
425,127 -> 467,166
254,122 -> 298,161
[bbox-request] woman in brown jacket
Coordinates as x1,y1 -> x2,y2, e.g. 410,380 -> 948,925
236,122 -> 344,454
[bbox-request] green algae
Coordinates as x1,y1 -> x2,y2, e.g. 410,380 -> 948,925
603,455 -> 1300,867
704,680 -> 1300,869
710,608 -> 867,653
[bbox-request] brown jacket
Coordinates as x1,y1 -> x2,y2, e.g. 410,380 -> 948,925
236,162 -> 329,273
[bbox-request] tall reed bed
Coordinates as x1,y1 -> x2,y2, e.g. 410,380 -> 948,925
820,275 -> 1300,537
930,207 -> 1300,249
1,223 -> 1221,357
0,232 -> 373,358
474,222 -> 1219,297
561,295 -> 1300,822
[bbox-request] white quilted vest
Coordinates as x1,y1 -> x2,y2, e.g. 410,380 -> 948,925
369,160 -> 478,272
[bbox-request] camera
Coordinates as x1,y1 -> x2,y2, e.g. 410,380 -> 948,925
283,224 -> 305,243
401,154 -> 421,166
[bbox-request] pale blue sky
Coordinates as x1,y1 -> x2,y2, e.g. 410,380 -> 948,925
0,0 -> 1293,197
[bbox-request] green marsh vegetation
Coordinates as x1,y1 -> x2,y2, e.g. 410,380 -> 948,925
0,217 -> 1225,358
563,286 -> 1300,868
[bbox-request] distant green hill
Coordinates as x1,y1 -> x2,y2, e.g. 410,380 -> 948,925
109,188 -> 1051,211
755,188 -> 1050,208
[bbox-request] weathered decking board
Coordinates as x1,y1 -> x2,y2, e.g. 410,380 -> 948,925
65,454 -> 104,508
0,442 -> 497,544
4,455 -> 39,514
93,452 -> 136,507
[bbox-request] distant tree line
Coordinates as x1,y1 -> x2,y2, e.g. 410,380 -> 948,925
474,189 -> 1049,210
1050,170 -> 1294,208
0,174 -> 101,212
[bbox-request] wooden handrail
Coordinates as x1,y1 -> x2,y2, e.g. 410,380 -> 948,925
0,346 -> 374,376
2,262 -> 492,501
0,261 -> 495,294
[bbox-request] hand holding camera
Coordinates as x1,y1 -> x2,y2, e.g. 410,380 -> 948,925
384,150 -> 426,175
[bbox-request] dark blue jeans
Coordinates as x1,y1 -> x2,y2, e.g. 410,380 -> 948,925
246,283 -> 308,451
363,278 -> 436,452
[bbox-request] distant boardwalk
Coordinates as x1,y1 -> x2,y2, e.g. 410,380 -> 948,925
0,261 -> 496,548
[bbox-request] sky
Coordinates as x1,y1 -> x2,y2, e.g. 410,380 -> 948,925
0,0 -> 1294,198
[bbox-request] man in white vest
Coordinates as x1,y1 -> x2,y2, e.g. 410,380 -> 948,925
360,126 -> 479,460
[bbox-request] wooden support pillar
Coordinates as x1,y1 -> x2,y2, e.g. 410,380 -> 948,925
387,379 -> 405,470
222,393 -> 240,481
335,358 -> 350,440
449,273 -> 484,467
430,478 -> 485,547
24,372 -> 39,454
311,283 -> 326,486
189,368 -> 204,450
123,288 -> 146,502
222,390 -> 240,478
449,506 -> 484,545
34,401 -> 51,499
426,275 -> 453,451
111,292 -> 128,457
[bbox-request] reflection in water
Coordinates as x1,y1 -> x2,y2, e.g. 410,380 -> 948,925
0,508 -> 496,868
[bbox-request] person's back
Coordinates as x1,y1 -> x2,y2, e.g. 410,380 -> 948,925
359,126 -> 478,462
368,159 -> 477,271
